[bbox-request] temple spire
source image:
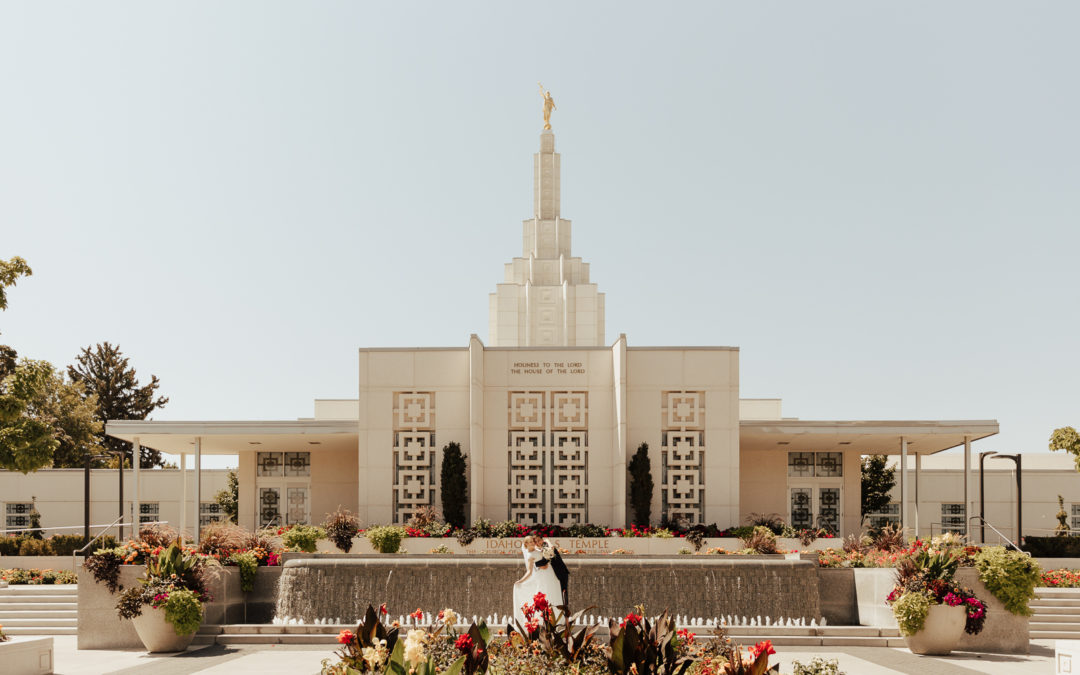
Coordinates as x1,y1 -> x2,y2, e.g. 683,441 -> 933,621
489,129 -> 605,347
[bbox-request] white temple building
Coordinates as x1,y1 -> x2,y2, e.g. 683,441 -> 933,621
95,127 -> 1003,541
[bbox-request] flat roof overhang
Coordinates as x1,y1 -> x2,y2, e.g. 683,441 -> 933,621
105,420 -> 358,455
739,419 -> 999,455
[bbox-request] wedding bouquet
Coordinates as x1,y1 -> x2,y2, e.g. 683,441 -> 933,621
540,545 -> 556,561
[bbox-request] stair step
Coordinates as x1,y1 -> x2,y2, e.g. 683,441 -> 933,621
1030,599 -> 1080,608
0,585 -> 76,595
0,617 -> 77,627
1030,613 -> 1080,623
1031,622 -> 1080,631
0,593 -> 77,603
0,610 -> 76,619
1033,630 -> 1080,639
0,602 -> 77,612
1031,606 -> 1080,615
1,626 -> 78,635
1036,589 -> 1080,598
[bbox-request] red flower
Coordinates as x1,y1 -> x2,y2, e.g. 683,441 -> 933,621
380,603 -> 388,615
525,618 -> 539,635
409,608 -> 424,621
454,634 -> 473,653
621,612 -> 642,628
748,640 -> 776,659
337,629 -> 354,645
531,592 -> 550,614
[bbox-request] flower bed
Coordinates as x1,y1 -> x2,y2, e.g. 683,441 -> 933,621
0,568 -> 77,584
320,598 -> 781,675
1040,568 -> 1080,588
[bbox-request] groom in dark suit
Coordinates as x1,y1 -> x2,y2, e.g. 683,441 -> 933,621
534,534 -> 569,611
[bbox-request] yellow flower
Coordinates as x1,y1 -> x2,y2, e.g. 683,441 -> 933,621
404,629 -> 427,666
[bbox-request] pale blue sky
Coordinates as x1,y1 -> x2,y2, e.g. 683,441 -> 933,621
2,3 -> 1078,469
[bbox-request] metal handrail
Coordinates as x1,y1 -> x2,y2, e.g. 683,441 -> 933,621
968,515 -> 1026,554
70,518 -> 169,570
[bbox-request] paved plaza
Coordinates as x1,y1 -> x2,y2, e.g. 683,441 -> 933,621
45,636 -> 1055,674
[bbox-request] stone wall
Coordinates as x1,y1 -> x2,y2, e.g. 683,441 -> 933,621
817,568 -> 857,625
955,567 -> 1029,655
275,556 -> 821,625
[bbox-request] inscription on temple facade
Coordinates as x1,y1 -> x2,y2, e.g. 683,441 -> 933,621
511,361 -> 586,376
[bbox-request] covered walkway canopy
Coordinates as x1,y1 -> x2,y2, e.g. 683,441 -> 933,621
740,418 -> 1000,536
105,419 -> 358,543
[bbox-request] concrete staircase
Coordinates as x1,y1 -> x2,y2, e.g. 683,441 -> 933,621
1030,587 -> 1080,640
0,584 -> 78,635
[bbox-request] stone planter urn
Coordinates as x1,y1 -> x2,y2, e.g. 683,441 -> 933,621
903,604 -> 966,656
131,608 -> 197,653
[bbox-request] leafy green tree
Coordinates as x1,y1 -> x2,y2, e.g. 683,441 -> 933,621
0,256 -> 32,313
0,256 -> 32,382
439,442 -> 468,529
0,359 -> 103,473
861,454 -> 896,525
628,442 -> 653,527
0,360 -> 59,473
215,470 -> 239,524
1050,427 -> 1080,472
67,342 -> 169,468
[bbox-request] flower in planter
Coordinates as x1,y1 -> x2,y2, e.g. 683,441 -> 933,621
337,629 -> 354,645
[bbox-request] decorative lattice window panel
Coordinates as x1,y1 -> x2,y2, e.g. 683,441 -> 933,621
392,392 -> 436,524
259,487 -> 281,528
200,502 -> 225,527
941,503 -> 966,535
139,502 -> 160,525
1073,504 -> 1080,531
5,502 -> 33,531
507,391 -> 589,526
661,391 -> 705,526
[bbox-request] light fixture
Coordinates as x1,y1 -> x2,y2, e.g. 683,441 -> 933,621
248,441 -> 262,445
777,441 -> 790,446
308,441 -> 322,445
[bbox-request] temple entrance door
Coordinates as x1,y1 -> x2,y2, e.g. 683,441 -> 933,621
788,484 -> 843,536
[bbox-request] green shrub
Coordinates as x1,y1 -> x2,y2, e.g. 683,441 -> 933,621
628,442 -> 653,527
366,526 -> 407,554
428,544 -> 452,554
893,591 -> 931,636
0,536 -> 23,556
974,546 -> 1041,616
565,523 -> 607,538
490,520 -> 518,538
18,538 -> 51,556
281,525 -> 326,553
162,589 -> 203,635
1023,536 -> 1080,557
48,534 -> 117,556
228,551 -> 258,592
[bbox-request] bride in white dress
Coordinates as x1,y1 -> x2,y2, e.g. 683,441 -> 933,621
513,536 -> 563,626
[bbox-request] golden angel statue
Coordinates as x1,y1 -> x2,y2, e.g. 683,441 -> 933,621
538,82 -> 557,130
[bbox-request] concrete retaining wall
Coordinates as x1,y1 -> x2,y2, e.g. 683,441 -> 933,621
818,568 -> 857,625
317,536 -> 838,555
0,556 -> 77,572
275,556 -> 822,625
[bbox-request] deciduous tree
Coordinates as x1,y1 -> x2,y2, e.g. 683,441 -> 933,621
0,256 -> 32,382
67,342 -> 169,468
1050,427 -> 1080,472
0,359 -> 101,473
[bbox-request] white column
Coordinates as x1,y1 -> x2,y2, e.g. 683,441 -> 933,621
180,453 -> 187,540
194,438 -> 202,546
914,452 -> 921,538
963,437 -> 971,539
132,436 -> 141,535
900,437 -> 908,533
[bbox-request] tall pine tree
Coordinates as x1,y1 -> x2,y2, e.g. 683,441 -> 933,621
67,342 -> 169,468
628,442 -> 654,527
440,442 -> 468,529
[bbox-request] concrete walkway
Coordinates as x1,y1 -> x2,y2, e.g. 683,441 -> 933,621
51,636 -> 1056,674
